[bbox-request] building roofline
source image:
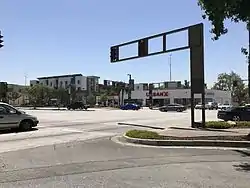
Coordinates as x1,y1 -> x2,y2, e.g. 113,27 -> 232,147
37,74 -> 83,80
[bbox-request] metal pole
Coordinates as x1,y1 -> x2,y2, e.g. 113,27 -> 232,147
248,27 -> 250,102
127,74 -> 132,101
169,54 -> 172,81
24,74 -> 27,86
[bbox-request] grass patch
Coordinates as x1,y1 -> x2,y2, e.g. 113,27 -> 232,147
235,121 -> 250,128
125,129 -> 164,139
205,121 -> 232,129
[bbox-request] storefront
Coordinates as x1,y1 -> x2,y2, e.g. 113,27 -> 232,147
121,88 -> 231,107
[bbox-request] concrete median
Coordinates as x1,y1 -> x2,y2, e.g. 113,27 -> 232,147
123,134 -> 250,148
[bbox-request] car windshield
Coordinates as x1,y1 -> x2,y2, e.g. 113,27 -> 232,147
3,104 -> 18,114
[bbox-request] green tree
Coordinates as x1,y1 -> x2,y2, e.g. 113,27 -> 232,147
86,94 -> 96,106
55,88 -> 70,105
7,91 -> 21,104
99,93 -> 108,103
198,0 -> 250,56
212,71 -> 247,103
27,85 -> 54,107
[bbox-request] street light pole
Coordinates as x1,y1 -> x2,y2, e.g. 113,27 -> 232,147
169,54 -> 172,81
127,74 -> 132,101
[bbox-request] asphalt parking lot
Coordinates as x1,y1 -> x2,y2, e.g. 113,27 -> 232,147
0,108 -> 220,153
25,107 -> 219,128
1,108 -> 250,187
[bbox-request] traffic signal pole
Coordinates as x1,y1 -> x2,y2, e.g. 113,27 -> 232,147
248,28 -> 250,102
110,23 -> 205,128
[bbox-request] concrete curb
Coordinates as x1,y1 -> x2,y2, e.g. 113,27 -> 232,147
123,134 -> 250,148
118,123 -> 165,130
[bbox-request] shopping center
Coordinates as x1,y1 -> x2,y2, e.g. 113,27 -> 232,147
122,82 -> 231,106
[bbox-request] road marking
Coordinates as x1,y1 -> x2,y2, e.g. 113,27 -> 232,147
0,127 -> 83,142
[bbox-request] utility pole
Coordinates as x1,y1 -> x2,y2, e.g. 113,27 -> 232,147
127,74 -> 132,101
169,54 -> 172,81
248,28 -> 250,102
24,74 -> 28,86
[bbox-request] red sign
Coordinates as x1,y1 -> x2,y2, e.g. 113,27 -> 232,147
146,91 -> 168,97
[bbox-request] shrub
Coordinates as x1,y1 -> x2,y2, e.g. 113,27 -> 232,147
234,121 -> 250,128
205,121 -> 232,129
125,130 -> 164,139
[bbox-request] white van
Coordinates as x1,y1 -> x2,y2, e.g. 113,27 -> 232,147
0,102 -> 39,131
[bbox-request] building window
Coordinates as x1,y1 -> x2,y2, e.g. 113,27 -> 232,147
46,80 -> 49,85
65,81 -> 68,85
60,81 -> 63,87
136,86 -> 140,90
77,80 -> 80,85
30,84 -> 33,87
50,82 -> 52,87
77,87 -> 81,91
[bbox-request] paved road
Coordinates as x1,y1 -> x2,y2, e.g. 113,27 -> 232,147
0,108 -> 219,153
0,109 -> 249,187
0,137 -> 249,187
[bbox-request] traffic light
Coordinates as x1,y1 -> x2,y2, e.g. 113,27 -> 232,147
110,46 -> 119,62
138,39 -> 148,57
233,80 -> 238,87
0,31 -> 3,49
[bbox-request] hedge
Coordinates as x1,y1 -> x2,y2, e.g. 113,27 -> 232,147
205,121 -> 250,129
125,130 -> 164,139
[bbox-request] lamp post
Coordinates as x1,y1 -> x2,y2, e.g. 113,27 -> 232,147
169,54 -> 172,81
127,74 -> 132,101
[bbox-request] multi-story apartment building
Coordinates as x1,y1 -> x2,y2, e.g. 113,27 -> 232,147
31,74 -> 87,90
30,74 -> 100,103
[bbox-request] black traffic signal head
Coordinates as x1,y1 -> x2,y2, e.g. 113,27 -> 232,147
138,39 -> 148,57
0,31 -> 3,49
110,46 -> 119,62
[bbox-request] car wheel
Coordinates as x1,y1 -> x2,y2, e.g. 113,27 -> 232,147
19,120 -> 33,131
233,115 -> 240,121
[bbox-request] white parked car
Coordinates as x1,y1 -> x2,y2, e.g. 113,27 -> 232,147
218,104 -> 232,111
0,102 -> 39,131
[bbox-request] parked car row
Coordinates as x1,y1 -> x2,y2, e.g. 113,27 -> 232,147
195,102 -> 218,110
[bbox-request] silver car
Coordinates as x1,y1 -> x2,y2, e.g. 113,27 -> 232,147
0,102 -> 39,131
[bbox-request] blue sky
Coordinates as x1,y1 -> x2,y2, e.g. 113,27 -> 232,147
0,0 -> 249,87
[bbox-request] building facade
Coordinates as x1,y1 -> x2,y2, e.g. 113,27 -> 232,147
30,74 -> 100,103
121,82 -> 231,106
